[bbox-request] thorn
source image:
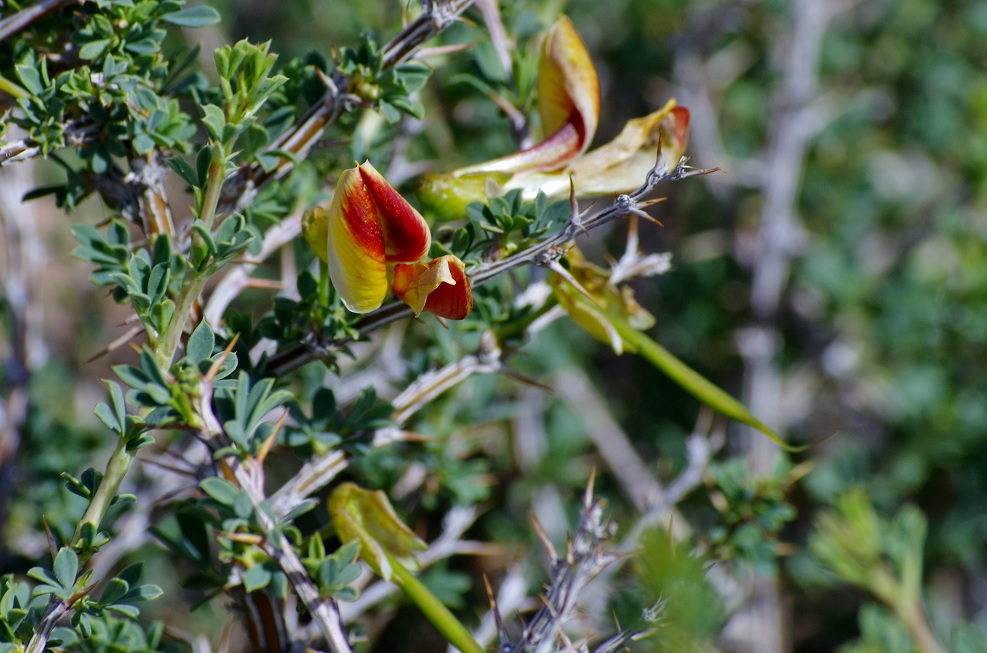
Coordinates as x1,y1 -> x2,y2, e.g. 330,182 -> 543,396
84,324 -> 145,363
627,205 -> 663,227
584,467 -> 597,511
69,581 -> 101,604
501,368 -> 553,393
530,512 -> 557,562
255,409 -> 288,464
398,430 -> 439,443
417,42 -> 474,58
204,333 -> 240,383
546,260 -> 600,308
498,98 -> 529,129
219,459 -> 238,485
626,214 -> 640,255
141,456 -> 198,477
569,177 -> 587,236
43,516 -> 58,559
484,576 -> 512,643
483,574 -> 498,610
244,278 -> 283,290
152,483 -> 202,507
677,165 -> 721,179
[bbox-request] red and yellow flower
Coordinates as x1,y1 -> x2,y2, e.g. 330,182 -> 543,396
303,161 -> 473,319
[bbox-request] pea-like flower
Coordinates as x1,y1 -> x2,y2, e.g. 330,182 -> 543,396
303,161 -> 473,319
392,255 -> 473,320
418,15 -> 691,219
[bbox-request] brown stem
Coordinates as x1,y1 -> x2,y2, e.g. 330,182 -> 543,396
898,599 -> 946,653
0,0 -> 79,43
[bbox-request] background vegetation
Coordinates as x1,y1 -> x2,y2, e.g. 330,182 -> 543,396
2,0 -> 987,651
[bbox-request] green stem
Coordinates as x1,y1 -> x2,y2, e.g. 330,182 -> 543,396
386,553 -> 484,653
599,302 -> 797,450
156,146 -> 228,367
0,73 -> 29,99
157,273 -> 207,368
897,598 -> 945,653
72,438 -> 134,555
319,258 -> 330,308
198,145 -> 227,229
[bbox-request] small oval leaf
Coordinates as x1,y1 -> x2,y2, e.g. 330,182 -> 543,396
161,6 -> 221,28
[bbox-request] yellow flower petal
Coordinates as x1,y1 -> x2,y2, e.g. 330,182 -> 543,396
328,482 -> 427,582
454,15 -> 600,177
420,102 -> 691,219
506,100 -> 691,199
537,15 -> 599,157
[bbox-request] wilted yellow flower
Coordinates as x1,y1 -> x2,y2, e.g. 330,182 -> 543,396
328,482 -> 427,581
456,15 -> 600,175
550,246 -> 656,354
418,16 -> 691,219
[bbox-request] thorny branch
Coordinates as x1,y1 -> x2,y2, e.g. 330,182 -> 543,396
266,156 -> 716,378
492,480 -> 638,653
197,375 -> 353,653
0,119 -> 98,166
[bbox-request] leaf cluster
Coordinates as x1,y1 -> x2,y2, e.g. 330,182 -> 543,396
706,459 -> 797,572
337,34 -> 432,122
464,189 -> 570,256
0,553 -> 162,652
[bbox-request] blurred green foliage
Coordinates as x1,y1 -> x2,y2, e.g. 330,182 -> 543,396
3,0 -> 987,650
